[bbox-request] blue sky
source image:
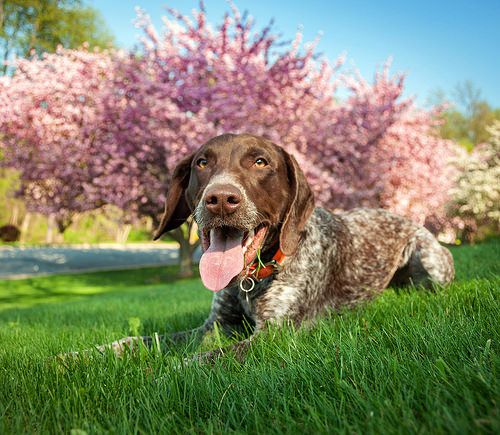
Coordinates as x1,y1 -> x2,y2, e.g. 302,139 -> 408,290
87,0 -> 500,108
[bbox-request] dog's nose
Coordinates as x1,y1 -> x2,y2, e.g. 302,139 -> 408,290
204,185 -> 242,216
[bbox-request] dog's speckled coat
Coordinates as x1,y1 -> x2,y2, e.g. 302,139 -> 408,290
68,134 -> 454,361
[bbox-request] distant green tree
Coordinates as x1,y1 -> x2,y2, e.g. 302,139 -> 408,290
440,109 -> 470,148
430,81 -> 500,151
0,0 -> 114,73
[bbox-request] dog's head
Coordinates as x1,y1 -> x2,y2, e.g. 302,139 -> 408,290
154,133 -> 315,291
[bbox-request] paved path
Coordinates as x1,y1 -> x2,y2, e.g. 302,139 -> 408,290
0,244 -> 200,280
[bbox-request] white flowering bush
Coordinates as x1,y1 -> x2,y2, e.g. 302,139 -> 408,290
448,120 -> 500,241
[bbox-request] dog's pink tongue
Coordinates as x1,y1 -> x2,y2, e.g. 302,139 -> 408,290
199,229 -> 244,292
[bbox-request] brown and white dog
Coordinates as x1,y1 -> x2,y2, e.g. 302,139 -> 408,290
68,133 -> 455,362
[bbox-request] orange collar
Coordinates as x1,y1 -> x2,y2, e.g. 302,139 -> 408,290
248,248 -> 286,280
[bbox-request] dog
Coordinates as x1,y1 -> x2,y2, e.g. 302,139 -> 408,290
67,133 -> 454,362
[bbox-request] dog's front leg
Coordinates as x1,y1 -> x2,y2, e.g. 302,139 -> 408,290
182,337 -> 253,367
181,321 -> 267,367
59,326 -> 208,360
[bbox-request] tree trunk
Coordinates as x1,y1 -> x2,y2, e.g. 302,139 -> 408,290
9,203 -> 19,226
116,223 -> 132,243
461,225 -> 476,245
46,213 -> 56,244
19,212 -> 31,243
56,229 -> 64,244
177,238 -> 195,277
170,218 -> 200,278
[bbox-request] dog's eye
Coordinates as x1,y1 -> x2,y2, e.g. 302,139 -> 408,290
197,158 -> 208,168
254,158 -> 268,168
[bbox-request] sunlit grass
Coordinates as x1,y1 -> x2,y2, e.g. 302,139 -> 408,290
0,239 -> 498,433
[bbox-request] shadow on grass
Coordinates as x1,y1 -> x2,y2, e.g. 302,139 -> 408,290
0,265 -> 202,311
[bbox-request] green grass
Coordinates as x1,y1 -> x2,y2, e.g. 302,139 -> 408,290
0,240 -> 499,433
0,265 -> 192,310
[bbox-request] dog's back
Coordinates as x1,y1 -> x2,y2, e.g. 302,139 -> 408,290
248,207 -> 454,326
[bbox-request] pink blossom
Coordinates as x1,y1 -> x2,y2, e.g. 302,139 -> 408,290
0,3 -> 456,235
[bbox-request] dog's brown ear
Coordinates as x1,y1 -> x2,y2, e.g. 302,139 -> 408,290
153,153 -> 194,240
280,150 -> 315,256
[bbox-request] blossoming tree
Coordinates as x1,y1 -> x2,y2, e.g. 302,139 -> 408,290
0,3 -> 457,274
0,46 -> 115,232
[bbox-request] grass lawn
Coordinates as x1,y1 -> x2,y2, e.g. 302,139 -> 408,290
0,239 -> 499,433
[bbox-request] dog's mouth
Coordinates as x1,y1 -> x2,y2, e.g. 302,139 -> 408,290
198,223 -> 268,292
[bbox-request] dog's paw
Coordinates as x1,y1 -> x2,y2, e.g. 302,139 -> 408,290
57,336 -> 147,361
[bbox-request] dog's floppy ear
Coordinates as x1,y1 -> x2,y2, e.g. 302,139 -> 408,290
280,149 -> 315,256
153,153 -> 194,240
